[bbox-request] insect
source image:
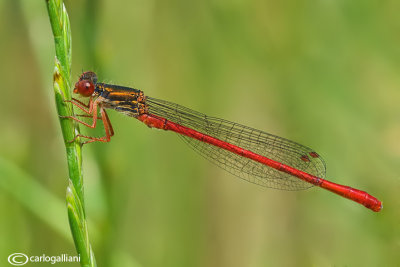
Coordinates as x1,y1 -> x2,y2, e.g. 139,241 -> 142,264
62,71 -> 382,212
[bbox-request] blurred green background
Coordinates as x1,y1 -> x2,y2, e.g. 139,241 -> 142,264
0,0 -> 399,266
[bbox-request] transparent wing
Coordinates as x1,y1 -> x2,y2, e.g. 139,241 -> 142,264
146,97 -> 326,190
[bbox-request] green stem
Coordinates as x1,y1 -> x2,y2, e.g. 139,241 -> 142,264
45,0 -> 96,266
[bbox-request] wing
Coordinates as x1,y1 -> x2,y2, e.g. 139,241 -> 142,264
146,97 -> 326,190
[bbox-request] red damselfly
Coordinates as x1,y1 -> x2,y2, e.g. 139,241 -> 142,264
62,71 -> 382,212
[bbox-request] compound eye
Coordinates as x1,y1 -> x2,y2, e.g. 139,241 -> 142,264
74,80 -> 95,97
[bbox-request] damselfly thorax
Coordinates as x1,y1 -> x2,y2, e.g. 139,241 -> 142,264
95,83 -> 148,117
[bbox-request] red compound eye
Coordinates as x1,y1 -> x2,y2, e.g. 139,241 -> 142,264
74,80 -> 95,97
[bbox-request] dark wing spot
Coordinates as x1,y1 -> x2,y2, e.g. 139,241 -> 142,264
300,155 -> 310,162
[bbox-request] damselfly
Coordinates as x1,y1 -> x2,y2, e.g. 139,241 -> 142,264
62,71 -> 382,212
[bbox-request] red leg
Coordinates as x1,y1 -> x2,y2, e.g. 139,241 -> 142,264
75,107 -> 113,144
61,99 -> 99,128
102,107 -> 114,137
67,97 -> 90,108
61,98 -> 114,144
65,97 -> 95,114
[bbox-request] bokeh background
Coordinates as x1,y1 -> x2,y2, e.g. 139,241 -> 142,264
1,0 -> 399,266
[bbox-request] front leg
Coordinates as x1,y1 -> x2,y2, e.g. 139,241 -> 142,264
68,97 -> 90,108
60,99 -> 100,129
64,96 -> 95,114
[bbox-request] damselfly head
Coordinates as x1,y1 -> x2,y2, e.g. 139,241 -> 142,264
74,71 -> 98,97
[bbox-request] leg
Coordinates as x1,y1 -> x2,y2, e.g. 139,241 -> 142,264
60,99 -> 114,144
102,107 -> 114,137
75,107 -> 113,144
61,99 -> 99,128
67,97 -> 90,108
65,96 -> 94,114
